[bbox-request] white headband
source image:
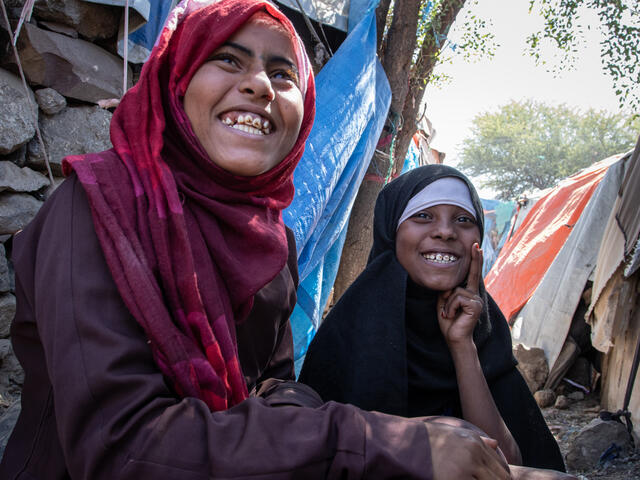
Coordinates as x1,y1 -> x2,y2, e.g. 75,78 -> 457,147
397,177 -> 476,230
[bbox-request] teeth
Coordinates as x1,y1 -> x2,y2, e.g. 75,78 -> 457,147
231,123 -> 264,135
423,253 -> 457,264
223,113 -> 271,135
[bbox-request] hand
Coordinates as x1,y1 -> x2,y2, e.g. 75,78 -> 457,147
423,418 -> 511,480
437,242 -> 484,346
510,465 -> 579,480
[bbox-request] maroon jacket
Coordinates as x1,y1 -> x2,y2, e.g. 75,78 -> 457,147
0,175 -> 434,479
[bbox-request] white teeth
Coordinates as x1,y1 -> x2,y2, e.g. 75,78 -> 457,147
252,117 -> 262,128
237,114 -> 244,124
223,117 -> 233,125
262,120 -> 270,129
231,123 -> 264,135
423,253 -> 457,264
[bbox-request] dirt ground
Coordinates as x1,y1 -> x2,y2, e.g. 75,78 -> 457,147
541,393 -> 639,479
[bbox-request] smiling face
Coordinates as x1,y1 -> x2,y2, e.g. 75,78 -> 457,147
395,203 -> 481,291
183,18 -> 304,176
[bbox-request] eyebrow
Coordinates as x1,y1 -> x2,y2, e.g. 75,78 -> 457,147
223,41 -> 299,74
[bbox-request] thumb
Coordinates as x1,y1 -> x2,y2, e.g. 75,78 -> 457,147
481,437 -> 499,450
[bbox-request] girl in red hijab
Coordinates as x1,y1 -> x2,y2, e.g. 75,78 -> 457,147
2,1 -> 520,479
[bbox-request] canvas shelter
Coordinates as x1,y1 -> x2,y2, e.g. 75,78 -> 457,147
486,142 -> 640,438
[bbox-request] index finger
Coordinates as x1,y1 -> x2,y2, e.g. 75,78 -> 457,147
466,242 -> 482,294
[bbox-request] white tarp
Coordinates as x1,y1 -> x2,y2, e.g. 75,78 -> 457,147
278,0 -> 349,31
511,155 -> 626,370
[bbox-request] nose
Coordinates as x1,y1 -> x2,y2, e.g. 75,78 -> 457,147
431,218 -> 457,240
239,68 -> 275,102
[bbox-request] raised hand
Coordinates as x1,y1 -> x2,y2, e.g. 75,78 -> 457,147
437,242 -> 484,346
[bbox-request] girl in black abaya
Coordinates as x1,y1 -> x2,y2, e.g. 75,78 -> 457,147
299,164 -> 565,471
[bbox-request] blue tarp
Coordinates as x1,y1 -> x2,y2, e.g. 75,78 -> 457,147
283,2 -> 391,370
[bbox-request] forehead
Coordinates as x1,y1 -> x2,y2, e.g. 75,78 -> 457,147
226,19 -> 296,62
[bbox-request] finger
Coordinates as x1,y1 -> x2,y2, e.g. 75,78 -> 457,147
438,291 -> 452,319
444,292 -> 483,319
466,243 -> 482,294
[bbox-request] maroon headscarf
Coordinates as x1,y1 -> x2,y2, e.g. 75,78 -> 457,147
62,0 -> 315,411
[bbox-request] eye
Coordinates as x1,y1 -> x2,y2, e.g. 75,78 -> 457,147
411,211 -> 432,221
208,52 -> 240,69
455,215 -> 476,224
271,68 -> 300,87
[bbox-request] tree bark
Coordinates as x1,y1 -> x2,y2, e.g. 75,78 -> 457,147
333,0 -> 468,301
392,0 -> 466,175
332,0 -> 421,300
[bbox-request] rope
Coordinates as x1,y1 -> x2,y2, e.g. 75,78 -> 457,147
123,0 -> 130,95
1,1 -> 55,186
291,0 -> 332,63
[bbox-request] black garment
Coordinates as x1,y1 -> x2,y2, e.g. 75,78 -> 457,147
300,165 -> 565,471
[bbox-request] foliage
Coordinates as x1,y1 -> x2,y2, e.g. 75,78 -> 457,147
527,0 -> 640,112
458,100 -> 639,200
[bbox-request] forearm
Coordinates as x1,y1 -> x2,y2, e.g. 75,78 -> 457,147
449,340 -> 523,465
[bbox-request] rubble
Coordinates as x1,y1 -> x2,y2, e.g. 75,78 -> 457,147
27,105 -> 112,175
34,87 -> 66,115
0,161 -> 49,193
513,343 -> 549,393
0,294 -> 15,339
0,193 -> 44,235
565,418 -> 634,471
0,68 -> 37,155
32,0 -> 120,40
535,389 -> 557,408
10,23 -> 131,104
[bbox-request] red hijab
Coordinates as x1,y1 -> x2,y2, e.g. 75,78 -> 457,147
62,0 -> 315,411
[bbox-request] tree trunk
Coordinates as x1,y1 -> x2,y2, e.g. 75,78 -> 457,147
333,0 -> 468,301
392,0 -> 466,174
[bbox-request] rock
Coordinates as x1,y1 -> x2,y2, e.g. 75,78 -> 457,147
2,144 -> 27,167
0,338 -> 23,395
565,418 -> 633,470
33,0 -> 120,40
0,161 -> 50,193
554,395 -> 571,409
11,23 -> 131,104
0,192 -> 43,235
42,175 -> 65,200
0,293 -> 15,338
534,389 -> 556,408
27,105 -> 112,175
567,391 -> 585,401
513,344 -> 549,393
0,244 -> 9,293
34,87 -> 66,115
37,20 -> 79,38
0,68 -> 37,155
0,399 -> 20,461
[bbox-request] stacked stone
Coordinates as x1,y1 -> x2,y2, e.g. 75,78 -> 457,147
0,0 -> 132,456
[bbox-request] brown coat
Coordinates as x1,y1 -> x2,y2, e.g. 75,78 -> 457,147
0,175 -> 434,479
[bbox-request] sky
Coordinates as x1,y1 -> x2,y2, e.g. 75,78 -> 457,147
423,0 -> 623,193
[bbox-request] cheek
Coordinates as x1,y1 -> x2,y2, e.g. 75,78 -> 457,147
281,90 -> 304,135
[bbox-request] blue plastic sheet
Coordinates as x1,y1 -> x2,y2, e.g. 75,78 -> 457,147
118,1 -> 175,63
283,2 -> 391,370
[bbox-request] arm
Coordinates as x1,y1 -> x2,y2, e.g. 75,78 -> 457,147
21,177 -> 442,480
438,243 -> 522,465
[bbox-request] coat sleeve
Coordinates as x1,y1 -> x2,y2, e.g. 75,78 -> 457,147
14,176 -> 435,480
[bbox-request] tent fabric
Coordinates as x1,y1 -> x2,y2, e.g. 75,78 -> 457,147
282,2 -> 391,367
507,155 -> 625,370
486,156 -> 621,323
117,1 -> 177,63
618,136 -> 640,261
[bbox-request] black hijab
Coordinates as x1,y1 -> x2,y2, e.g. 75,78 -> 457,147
299,165 -> 565,470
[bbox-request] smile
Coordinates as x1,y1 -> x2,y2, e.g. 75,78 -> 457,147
222,112 -> 271,136
422,252 -> 458,264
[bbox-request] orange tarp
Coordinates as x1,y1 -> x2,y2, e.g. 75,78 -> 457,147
485,160 -> 614,322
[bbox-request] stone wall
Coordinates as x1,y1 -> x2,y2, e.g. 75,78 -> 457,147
0,0 -> 130,457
